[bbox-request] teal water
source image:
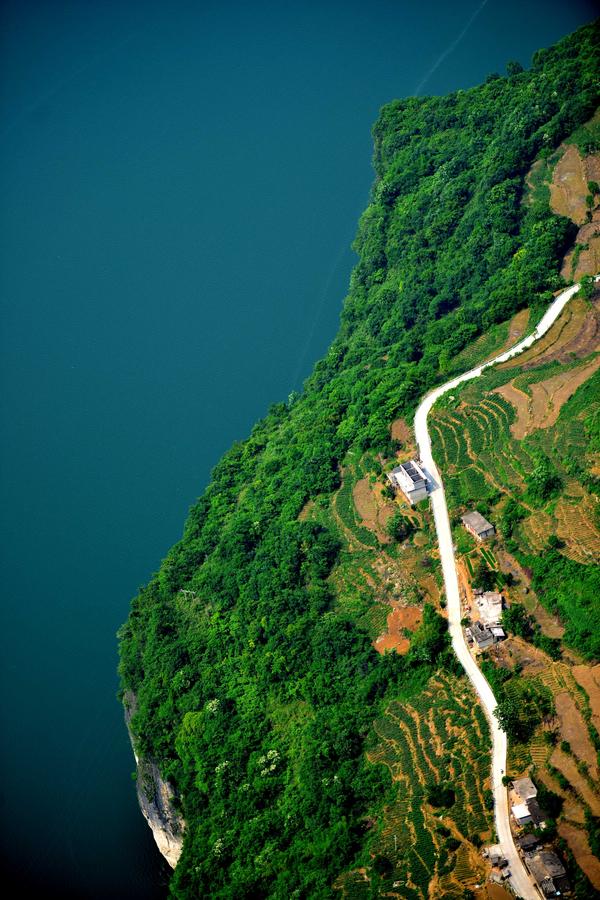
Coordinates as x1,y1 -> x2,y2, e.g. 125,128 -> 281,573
0,1 -> 595,896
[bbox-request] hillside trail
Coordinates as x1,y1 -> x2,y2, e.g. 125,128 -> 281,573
413,279 -> 593,899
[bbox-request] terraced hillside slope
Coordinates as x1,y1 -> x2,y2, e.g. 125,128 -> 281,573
119,22 -> 600,899
429,282 -> 600,894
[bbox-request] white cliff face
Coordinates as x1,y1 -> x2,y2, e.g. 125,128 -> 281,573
124,692 -> 185,869
135,756 -> 185,869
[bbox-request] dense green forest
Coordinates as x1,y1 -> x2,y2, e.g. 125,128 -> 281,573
119,22 -> 600,898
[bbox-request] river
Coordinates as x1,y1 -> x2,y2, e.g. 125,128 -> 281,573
0,1 -> 595,895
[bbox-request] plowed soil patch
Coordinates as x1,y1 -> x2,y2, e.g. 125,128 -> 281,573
550,747 -> 600,815
562,213 -> 600,280
495,358 -> 599,438
549,145 -> 590,225
499,297 -> 600,370
555,691 -> 598,777
530,356 -> 600,430
559,822 -> 600,890
353,477 -> 377,525
353,478 -> 390,543
493,382 -> 530,438
573,664 -> 600,734
493,636 -> 548,677
391,417 -> 412,444
374,604 -> 422,655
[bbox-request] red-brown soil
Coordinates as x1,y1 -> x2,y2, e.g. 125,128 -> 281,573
373,603 -> 422,655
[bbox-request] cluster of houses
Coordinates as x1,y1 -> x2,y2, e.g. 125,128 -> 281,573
484,836 -> 571,897
483,777 -> 571,896
510,777 -> 546,829
389,469 -> 572,898
511,778 -> 571,897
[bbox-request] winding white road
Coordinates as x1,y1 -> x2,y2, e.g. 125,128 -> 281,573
414,281 -> 583,899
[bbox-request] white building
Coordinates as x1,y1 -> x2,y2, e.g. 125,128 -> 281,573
511,802 -> 533,826
477,591 -> 503,626
388,460 -> 428,505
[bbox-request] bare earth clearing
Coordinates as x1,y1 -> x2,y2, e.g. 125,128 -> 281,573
498,296 -> 600,370
373,604 -> 421,655
495,355 -> 600,438
549,141 -> 600,280
554,691 -> 598,776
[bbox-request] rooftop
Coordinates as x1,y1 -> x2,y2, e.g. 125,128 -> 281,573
467,620 -> 501,647
462,510 -> 494,534
513,777 -> 537,801
526,798 -> 546,826
477,591 -> 503,625
511,802 -> 531,821
526,850 -> 567,883
399,460 -> 426,484
516,833 -> 540,850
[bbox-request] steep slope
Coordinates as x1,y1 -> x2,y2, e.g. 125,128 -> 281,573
118,21 -> 600,898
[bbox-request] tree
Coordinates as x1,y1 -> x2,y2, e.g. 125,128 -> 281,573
473,559 -> 495,591
386,510 -> 415,542
506,60 -> 524,76
501,602 -> 533,638
526,453 -> 562,504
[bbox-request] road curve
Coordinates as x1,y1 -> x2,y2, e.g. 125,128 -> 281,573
414,281 -> 582,899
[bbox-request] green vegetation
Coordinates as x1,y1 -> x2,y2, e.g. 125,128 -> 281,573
386,510 -> 415,542
501,602 -> 561,659
363,672 -> 492,897
431,359 -> 600,657
494,678 -> 554,742
426,782 -> 456,808
118,22 -> 600,897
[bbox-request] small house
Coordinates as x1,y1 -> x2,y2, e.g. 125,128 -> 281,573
388,460 -> 428,505
467,620 -> 503,651
524,850 -> 570,897
511,802 -> 533,825
526,799 -> 546,828
486,845 -> 508,868
462,510 -> 495,541
513,777 -> 538,803
516,833 -> 540,852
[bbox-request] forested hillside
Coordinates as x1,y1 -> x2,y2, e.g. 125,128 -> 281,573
119,22 -> 600,898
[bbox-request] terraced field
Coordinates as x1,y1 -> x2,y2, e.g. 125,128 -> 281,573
430,354 -> 600,564
354,673 -> 493,898
430,390 -> 530,511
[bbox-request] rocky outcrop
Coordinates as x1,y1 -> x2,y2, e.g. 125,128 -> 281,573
124,692 -> 185,869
